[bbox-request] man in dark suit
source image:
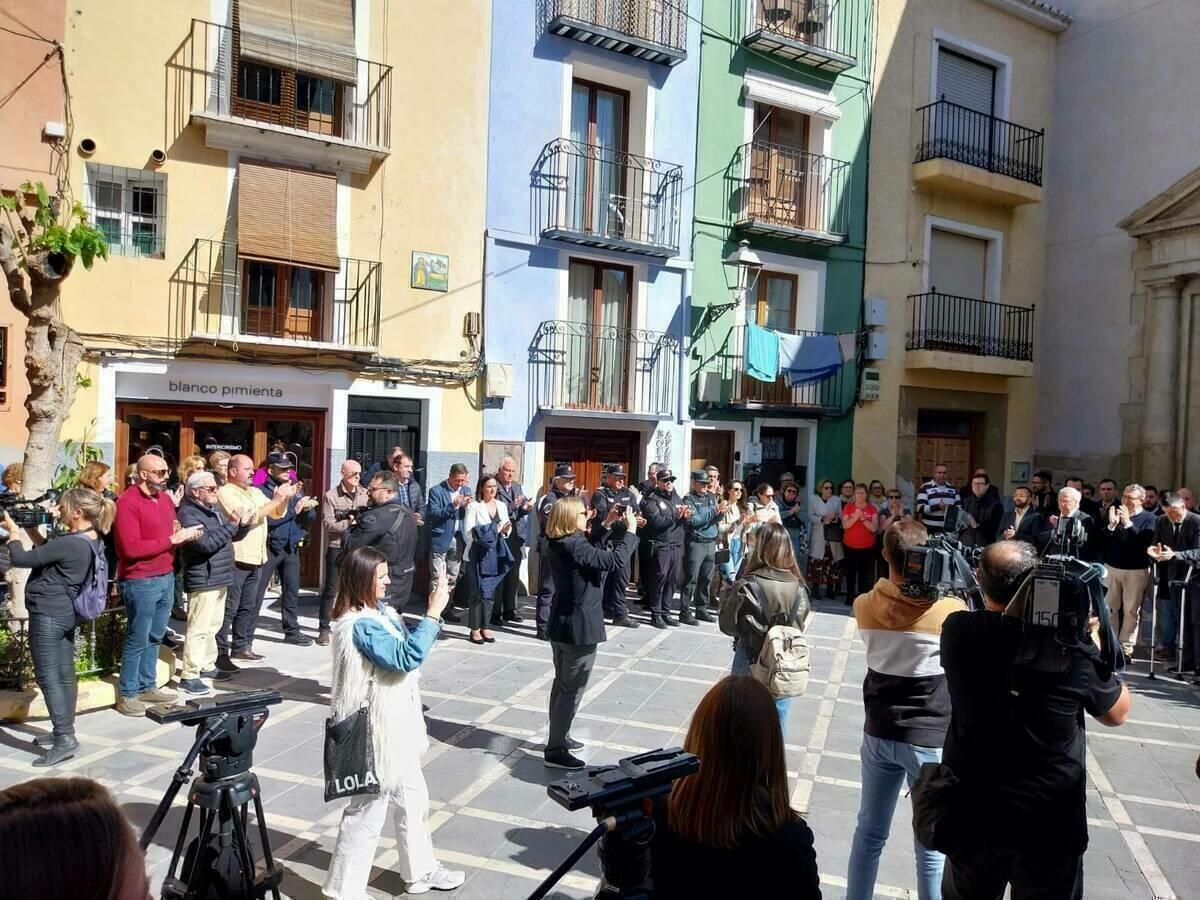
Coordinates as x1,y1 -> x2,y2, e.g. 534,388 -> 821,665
1148,493 -> 1200,666
427,463 -> 472,624
1037,487 -> 1092,558
493,455 -> 532,626
999,486 -> 1044,543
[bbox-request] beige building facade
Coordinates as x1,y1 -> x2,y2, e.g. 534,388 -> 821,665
853,0 -> 1068,497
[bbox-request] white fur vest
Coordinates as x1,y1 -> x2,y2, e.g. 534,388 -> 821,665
329,606 -> 428,793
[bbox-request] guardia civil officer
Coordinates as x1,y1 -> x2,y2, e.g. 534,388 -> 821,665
342,471 -> 419,613
639,468 -> 689,629
678,470 -> 718,625
590,465 -> 640,628
535,464 -> 578,640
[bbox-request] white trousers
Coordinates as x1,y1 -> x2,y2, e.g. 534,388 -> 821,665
1106,565 -> 1150,654
322,755 -> 438,898
181,587 -> 228,680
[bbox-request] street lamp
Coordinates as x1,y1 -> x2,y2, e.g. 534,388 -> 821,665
723,239 -> 763,303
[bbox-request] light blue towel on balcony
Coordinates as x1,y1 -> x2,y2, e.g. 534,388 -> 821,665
744,323 -> 779,382
782,333 -> 843,387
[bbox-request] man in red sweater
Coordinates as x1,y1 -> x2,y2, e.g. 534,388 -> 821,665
114,454 -> 203,716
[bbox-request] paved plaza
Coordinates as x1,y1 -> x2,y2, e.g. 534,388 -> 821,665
1,591 -> 1199,899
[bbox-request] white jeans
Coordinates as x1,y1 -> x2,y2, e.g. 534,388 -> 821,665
322,756 -> 438,897
181,587 -> 227,680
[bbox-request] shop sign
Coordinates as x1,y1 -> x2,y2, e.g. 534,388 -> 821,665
117,371 -> 328,408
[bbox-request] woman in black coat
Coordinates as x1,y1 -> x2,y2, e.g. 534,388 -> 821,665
542,495 -> 637,770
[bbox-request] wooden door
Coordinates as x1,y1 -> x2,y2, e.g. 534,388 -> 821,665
691,430 -> 734,483
916,436 -> 972,488
752,104 -> 811,230
543,428 -> 639,500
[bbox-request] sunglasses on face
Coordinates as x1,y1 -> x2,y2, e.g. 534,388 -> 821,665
887,494 -> 901,499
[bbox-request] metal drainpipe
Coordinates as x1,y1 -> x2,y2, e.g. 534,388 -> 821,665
1174,284 -> 1192,488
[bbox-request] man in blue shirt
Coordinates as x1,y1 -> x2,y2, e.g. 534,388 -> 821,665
426,463 -> 472,624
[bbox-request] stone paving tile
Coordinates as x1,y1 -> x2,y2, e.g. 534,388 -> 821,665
4,591 -> 1200,899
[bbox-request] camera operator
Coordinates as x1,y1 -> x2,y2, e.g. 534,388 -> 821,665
1148,492 -> 1200,676
589,465 -> 640,628
1037,486 -> 1092,559
939,541 -> 1131,898
343,472 -> 418,615
318,460 -> 369,645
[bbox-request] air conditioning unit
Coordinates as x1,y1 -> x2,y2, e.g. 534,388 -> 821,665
484,362 -> 512,399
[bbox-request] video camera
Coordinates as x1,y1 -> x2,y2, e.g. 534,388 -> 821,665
528,748 -> 699,900
0,489 -> 60,528
900,508 -> 984,608
333,507 -> 359,522
1003,554 -> 1123,679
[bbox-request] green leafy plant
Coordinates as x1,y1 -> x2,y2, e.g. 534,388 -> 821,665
0,181 -> 109,270
52,418 -> 103,491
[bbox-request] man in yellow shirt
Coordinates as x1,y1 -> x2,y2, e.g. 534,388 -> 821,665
216,454 -> 293,666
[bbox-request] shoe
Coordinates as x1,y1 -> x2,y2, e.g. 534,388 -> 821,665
407,863 -> 466,895
1192,675 -> 1200,686
178,678 -> 210,696
662,616 -> 680,628
469,633 -> 485,645
200,668 -> 233,681
1154,648 -> 1174,661
443,610 -> 462,623
650,616 -> 668,630
215,654 -> 241,674
612,616 -> 640,629
544,749 -> 586,770
566,736 -> 585,751
231,649 -> 265,662
679,612 -> 699,626
482,632 -> 496,644
503,611 -> 524,623
170,605 -> 188,621
695,609 -> 715,623
32,736 -> 78,768
31,733 -> 55,749
116,696 -> 147,717
536,629 -> 549,641
316,629 -> 331,646
283,634 -> 313,647
139,687 -> 178,703
162,630 -> 182,650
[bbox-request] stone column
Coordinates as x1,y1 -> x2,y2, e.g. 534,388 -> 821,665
1142,278 -> 1182,487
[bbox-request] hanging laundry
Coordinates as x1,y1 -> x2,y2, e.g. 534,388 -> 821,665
744,323 -> 780,382
783,333 -> 843,387
838,332 -> 856,362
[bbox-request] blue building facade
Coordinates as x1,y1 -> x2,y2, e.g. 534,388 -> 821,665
482,1 -> 700,497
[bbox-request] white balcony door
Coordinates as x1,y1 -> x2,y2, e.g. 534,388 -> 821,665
564,260 -> 631,410
570,81 -> 627,239
928,228 -> 992,351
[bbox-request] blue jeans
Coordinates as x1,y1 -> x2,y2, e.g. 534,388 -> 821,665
719,537 -> 743,583
846,733 -> 945,900
118,573 -> 174,698
731,644 -> 790,729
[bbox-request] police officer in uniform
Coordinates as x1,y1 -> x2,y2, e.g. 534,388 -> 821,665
636,462 -> 661,606
342,471 -> 419,612
590,465 -> 640,628
535,464 -> 579,640
639,468 -> 689,629
678,469 -> 718,625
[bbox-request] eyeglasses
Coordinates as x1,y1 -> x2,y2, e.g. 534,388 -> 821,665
145,468 -> 169,476
887,494 -> 901,499
732,487 -> 743,493
762,492 -> 774,499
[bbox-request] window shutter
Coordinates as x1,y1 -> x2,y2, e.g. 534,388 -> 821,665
929,229 -> 988,300
239,0 -> 358,84
237,161 -> 340,272
936,48 -> 995,115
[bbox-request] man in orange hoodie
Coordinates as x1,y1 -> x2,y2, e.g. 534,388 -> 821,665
846,519 -> 965,900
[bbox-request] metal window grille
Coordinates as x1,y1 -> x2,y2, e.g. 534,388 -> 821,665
84,164 -> 167,258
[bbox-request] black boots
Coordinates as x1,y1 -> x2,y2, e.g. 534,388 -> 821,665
32,735 -> 79,767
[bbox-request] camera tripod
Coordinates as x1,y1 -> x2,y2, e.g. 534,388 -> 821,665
140,694 -> 284,900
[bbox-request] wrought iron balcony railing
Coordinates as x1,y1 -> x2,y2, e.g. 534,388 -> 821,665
181,19 -> 392,151
537,0 -> 688,66
172,239 -> 382,351
715,324 -> 847,410
530,320 -> 680,418
537,139 -> 684,256
736,140 -> 851,242
906,292 -> 1035,361
744,0 -> 865,72
915,99 -> 1044,187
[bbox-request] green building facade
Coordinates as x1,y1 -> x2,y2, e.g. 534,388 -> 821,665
688,0 -> 874,491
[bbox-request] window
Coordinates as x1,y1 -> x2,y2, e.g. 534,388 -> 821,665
569,80 -> 629,237
754,272 -> 797,330
929,228 -> 988,299
936,48 -> 996,116
240,261 -> 324,341
565,259 -> 632,410
237,60 -> 282,105
84,164 -> 167,258
296,73 -> 336,116
232,49 -> 343,137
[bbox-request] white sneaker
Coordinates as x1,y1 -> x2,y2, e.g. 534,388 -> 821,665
406,863 -> 465,894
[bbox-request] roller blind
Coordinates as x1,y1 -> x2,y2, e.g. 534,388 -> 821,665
239,0 -> 358,84
237,161 -> 340,272
936,48 -> 995,115
929,228 -> 988,300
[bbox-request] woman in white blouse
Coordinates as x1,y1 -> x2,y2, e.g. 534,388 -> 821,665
464,474 -> 511,645
809,478 -> 843,599
742,482 -> 783,557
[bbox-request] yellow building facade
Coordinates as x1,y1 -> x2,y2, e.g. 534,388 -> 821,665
853,0 -> 1068,497
48,0 -> 487,562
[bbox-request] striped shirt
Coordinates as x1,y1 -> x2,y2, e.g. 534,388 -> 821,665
917,480 -> 960,532
853,579 -> 966,747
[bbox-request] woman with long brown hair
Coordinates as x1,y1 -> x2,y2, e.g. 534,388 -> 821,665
718,521 -> 811,726
0,776 -> 151,899
651,676 -> 820,898
324,546 -> 464,897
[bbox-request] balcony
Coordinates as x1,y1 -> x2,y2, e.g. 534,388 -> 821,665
537,0 -> 687,66
913,99 -> 1044,206
171,239 -> 382,354
536,139 -> 684,257
176,19 -> 392,174
744,0 -> 864,73
735,141 -> 851,244
529,320 -> 680,419
708,324 -> 847,412
905,291 -> 1035,377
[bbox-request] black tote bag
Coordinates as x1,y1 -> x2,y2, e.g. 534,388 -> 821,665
324,686 -> 381,802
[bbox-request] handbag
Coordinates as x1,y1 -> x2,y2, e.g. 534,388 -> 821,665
910,762 -> 963,853
323,677 -> 381,802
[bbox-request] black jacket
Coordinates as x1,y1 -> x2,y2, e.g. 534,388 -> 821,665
590,484 -> 636,544
1152,512 -> 1200,594
640,488 -> 685,548
343,498 -> 418,577
961,492 -> 1003,547
546,531 -> 638,645
176,497 -> 246,592
1099,510 -> 1156,570
999,508 -> 1044,544
261,475 -> 317,553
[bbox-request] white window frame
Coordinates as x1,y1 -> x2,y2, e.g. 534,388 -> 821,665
83,164 -> 167,258
930,29 -> 1011,120
922,215 -> 1004,302
734,250 -> 827,332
